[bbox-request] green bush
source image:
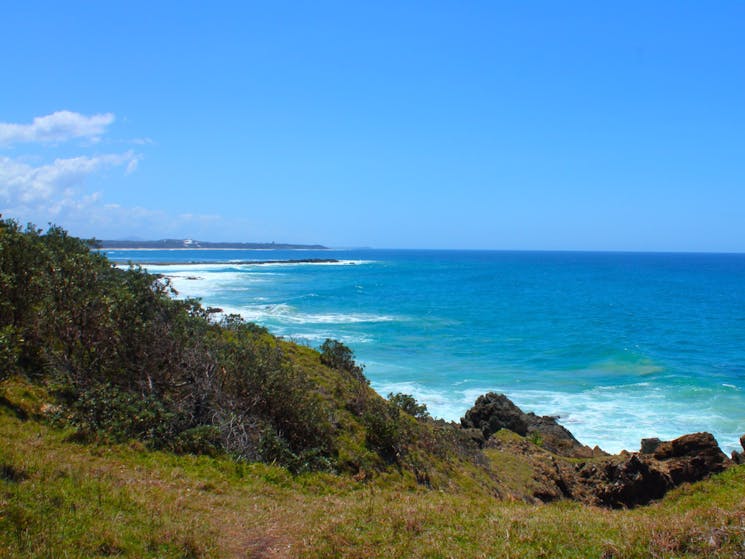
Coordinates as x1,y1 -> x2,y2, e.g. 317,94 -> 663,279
363,399 -> 404,464
0,325 -> 20,380
319,339 -> 368,384
66,383 -> 178,446
0,219 -> 356,472
388,392 -> 430,419
258,426 -> 335,474
173,425 -> 223,456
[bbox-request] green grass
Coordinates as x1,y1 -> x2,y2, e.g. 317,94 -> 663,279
2,378 -> 745,558
6,221 -> 743,557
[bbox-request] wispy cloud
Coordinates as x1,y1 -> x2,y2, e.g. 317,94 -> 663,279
0,110 -> 225,239
0,152 -> 220,236
0,110 -> 115,146
0,152 -> 138,208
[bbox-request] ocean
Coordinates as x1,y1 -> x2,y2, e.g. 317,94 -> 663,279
105,248 -> 745,454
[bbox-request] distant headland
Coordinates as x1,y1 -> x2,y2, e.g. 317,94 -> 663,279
98,238 -> 328,250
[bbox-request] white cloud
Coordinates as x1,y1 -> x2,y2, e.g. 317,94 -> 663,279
125,155 -> 140,174
0,109 -> 232,240
0,110 -> 115,146
0,151 -> 227,239
0,152 -> 137,208
0,151 -> 138,228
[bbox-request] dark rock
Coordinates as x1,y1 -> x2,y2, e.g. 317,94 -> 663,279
460,427 -> 486,448
461,392 -> 595,458
734,435 -> 745,464
735,435 -> 745,464
572,432 -> 731,508
652,432 -> 730,485
579,455 -> 670,508
463,393 -> 733,509
640,437 -> 662,454
461,393 -> 529,437
500,430 -> 732,508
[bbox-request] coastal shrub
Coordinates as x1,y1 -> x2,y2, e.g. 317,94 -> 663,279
66,383 -> 179,446
258,425 -> 297,467
319,339 -> 368,384
0,326 -> 20,381
257,425 -> 333,473
0,218 -> 353,472
388,392 -> 430,419
213,328 -> 337,464
527,431 -> 544,447
173,425 -> 223,457
363,399 -> 404,464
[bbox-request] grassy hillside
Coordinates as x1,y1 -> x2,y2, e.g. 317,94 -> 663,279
2,218 -> 745,557
2,382 -> 745,558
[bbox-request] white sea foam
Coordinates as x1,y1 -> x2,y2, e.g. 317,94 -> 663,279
157,271 -> 270,301
207,301 -> 393,324
287,332 -> 374,345
368,379 -> 745,455
372,380 -> 461,415
207,303 -> 398,328
287,312 -> 397,324
254,259 -> 374,266
196,259 -> 374,268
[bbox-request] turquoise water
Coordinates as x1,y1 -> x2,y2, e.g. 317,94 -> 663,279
107,249 -> 745,453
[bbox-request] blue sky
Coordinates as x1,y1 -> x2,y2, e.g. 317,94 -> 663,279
1,2 -> 743,250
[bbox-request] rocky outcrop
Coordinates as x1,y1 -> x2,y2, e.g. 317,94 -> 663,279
466,393 -> 735,508
576,432 -> 730,508
652,432 -> 730,484
461,392 -> 598,458
488,430 -> 732,508
577,454 -> 670,508
461,392 -> 530,438
729,435 -> 745,464
640,437 -> 662,454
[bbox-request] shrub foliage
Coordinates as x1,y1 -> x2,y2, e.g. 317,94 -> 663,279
0,218 -> 475,479
0,218 -> 339,471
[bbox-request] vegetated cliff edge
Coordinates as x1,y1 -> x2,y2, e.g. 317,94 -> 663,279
0,218 -> 739,512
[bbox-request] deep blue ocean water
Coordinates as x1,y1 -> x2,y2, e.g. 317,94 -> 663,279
106,249 -> 745,454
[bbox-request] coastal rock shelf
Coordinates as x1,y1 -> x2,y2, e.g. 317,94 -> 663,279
463,393 -> 735,508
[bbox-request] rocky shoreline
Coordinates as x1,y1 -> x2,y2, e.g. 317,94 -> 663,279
460,392 -> 737,508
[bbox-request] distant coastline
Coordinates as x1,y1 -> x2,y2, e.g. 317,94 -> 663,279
99,239 -> 328,250
121,258 -> 341,266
